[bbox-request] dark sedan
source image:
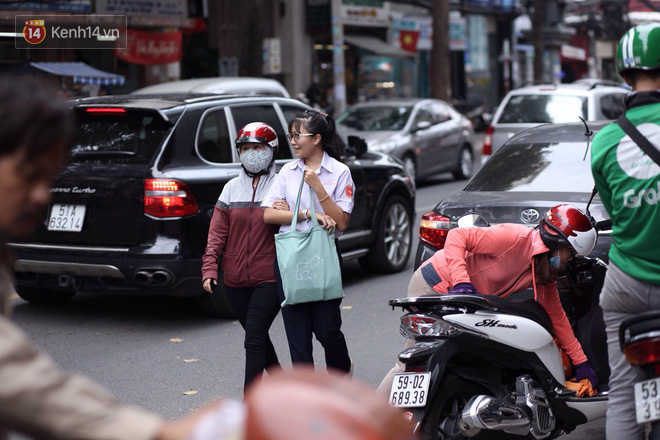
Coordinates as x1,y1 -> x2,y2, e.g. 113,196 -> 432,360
414,121 -> 612,269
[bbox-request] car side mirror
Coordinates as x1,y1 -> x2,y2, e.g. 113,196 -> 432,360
346,135 -> 368,157
411,120 -> 432,133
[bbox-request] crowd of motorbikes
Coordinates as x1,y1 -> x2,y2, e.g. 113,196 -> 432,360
384,209 -> 660,439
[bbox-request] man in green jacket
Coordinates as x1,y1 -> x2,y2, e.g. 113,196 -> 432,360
591,23 -> 660,439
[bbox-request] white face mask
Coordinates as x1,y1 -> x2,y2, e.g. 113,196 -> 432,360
239,148 -> 273,174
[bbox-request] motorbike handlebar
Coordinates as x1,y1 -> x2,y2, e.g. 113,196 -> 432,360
595,219 -> 612,231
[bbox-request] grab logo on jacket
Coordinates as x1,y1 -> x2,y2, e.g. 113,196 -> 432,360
617,122 -> 660,180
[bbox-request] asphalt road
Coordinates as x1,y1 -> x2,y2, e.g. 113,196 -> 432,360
9,135 -> 606,439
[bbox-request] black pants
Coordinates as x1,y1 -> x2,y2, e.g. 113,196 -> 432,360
273,246 -> 351,374
224,282 -> 281,390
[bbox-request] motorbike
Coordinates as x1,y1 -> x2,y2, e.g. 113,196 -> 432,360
387,215 -> 611,439
620,310 -> 660,439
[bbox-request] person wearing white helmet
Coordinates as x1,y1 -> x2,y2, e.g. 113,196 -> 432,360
202,122 -> 289,392
378,204 -> 599,395
591,23 -> 660,439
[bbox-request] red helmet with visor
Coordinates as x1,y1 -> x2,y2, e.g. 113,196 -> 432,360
235,122 -> 279,152
539,204 -> 597,256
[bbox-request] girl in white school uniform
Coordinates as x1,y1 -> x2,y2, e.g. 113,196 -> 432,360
262,109 -> 354,374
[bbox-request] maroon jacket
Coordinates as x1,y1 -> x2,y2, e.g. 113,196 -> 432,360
202,170 -> 279,288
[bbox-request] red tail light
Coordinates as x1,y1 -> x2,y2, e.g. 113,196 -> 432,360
623,336 -> 660,366
144,179 -> 199,218
482,125 -> 494,156
419,211 -> 452,250
85,107 -> 126,114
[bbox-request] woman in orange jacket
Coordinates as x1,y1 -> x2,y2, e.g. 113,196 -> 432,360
378,204 -> 600,394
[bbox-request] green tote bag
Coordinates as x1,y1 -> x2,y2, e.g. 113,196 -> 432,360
275,175 -> 344,307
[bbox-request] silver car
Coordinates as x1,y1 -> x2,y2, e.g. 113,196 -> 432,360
483,83 -> 628,162
336,98 -> 475,181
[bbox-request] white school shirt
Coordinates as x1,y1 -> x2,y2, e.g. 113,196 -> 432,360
262,152 -> 355,237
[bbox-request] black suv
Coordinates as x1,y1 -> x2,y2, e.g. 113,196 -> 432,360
10,94 -> 415,317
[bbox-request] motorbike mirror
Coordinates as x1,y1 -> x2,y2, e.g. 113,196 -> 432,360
456,213 -> 490,228
346,135 -> 368,157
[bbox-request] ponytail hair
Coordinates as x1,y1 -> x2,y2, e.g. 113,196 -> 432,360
533,252 -> 559,286
289,109 -> 345,162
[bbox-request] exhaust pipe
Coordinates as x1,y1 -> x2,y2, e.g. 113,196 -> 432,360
459,395 -> 530,437
134,269 -> 174,286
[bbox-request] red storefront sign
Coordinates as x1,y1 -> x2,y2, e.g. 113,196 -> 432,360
116,29 -> 182,65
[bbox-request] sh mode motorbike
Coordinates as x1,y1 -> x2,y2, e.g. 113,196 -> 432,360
388,218 -> 611,439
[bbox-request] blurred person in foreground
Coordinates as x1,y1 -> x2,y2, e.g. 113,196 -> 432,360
188,367 -> 417,440
0,78 -> 208,440
590,23 -> 660,440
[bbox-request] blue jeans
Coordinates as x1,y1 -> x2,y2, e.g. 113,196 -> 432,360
273,254 -> 351,374
600,261 -> 660,440
225,282 -> 281,391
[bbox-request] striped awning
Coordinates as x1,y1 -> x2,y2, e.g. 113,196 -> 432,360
29,62 -> 125,86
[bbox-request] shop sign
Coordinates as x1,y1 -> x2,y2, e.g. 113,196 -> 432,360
342,0 -> 388,27
263,38 -> 282,75
561,44 -> 587,61
393,17 -> 431,51
450,12 -> 467,51
394,12 -> 465,52
116,29 -> 182,65
97,0 -> 187,18
0,0 -> 90,13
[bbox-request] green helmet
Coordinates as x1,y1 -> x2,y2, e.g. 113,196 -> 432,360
617,23 -> 660,73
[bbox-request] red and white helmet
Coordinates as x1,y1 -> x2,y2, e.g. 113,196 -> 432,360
235,122 -> 278,152
539,204 -> 597,256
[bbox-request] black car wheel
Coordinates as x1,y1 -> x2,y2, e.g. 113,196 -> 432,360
195,282 -> 236,319
360,195 -> 412,273
452,146 -> 474,180
16,286 -> 76,304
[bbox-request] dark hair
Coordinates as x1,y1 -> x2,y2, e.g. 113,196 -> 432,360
288,109 -> 345,162
0,79 -> 74,271
0,78 -> 75,160
623,69 -> 660,88
533,252 -> 559,286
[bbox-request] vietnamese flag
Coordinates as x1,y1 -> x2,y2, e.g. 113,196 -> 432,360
399,30 -> 420,53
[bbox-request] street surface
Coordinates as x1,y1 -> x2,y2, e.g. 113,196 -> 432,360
10,135 -> 605,439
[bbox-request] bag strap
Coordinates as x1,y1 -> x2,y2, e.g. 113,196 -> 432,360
617,114 -> 660,167
290,171 -> 320,230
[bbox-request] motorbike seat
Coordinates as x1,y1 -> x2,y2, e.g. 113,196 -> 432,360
483,295 -> 555,336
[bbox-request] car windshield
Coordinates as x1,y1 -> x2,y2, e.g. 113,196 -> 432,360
466,141 -> 594,193
336,105 -> 413,131
498,94 -> 587,124
71,112 -> 171,164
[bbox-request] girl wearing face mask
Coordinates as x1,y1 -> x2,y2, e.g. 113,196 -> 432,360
378,204 -> 601,395
202,122 -> 289,391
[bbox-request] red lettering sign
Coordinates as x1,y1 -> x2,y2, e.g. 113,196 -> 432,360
116,29 -> 182,65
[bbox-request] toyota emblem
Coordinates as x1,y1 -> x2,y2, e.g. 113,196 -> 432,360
520,208 -> 540,224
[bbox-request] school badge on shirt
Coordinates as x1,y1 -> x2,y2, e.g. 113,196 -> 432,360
345,185 -> 353,198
